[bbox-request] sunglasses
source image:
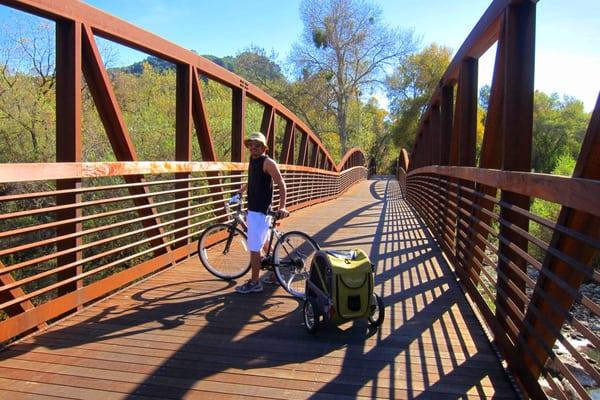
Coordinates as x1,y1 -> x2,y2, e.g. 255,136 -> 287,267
246,141 -> 264,148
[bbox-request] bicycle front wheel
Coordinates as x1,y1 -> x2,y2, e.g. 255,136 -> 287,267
198,223 -> 251,280
273,231 -> 319,297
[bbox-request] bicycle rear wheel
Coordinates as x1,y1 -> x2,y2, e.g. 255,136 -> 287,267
198,223 -> 251,280
273,231 -> 319,297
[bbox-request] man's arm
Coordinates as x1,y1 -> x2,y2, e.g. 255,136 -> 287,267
263,158 -> 288,217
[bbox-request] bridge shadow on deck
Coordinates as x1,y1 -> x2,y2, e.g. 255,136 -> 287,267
0,177 -> 518,399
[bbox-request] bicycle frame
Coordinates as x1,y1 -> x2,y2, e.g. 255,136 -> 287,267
224,201 -> 282,265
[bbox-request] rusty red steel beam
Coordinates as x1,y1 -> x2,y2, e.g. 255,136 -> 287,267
191,68 -> 218,161
0,0 -> 339,171
174,64 -> 193,250
260,105 -> 276,158
0,262 -> 44,330
56,19 -> 83,298
280,121 -> 295,165
297,131 -> 308,166
495,1 -> 536,348
231,88 -> 246,162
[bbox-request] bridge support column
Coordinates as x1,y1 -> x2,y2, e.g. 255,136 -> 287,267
174,64 -> 193,253
496,0 -> 535,349
56,20 -> 83,300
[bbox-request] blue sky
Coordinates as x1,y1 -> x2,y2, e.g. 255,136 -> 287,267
2,0 -> 599,111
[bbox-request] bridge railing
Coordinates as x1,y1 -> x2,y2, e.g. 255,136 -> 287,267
0,161 -> 367,343
400,0 -> 600,398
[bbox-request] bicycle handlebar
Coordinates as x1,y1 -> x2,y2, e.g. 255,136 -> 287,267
226,195 -> 286,221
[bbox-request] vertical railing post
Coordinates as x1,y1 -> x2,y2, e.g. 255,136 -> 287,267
298,131 -> 308,166
231,87 -> 246,200
496,0 -> 535,342
439,84 -> 455,255
430,104 -> 443,241
231,88 -> 246,162
56,20 -> 82,299
260,105 -> 276,158
174,64 -> 192,251
455,58 -> 478,276
280,121 -> 295,165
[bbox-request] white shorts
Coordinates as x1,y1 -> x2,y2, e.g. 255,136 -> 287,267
246,211 -> 272,252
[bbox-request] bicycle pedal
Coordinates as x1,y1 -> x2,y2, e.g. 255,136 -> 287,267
260,256 -> 272,268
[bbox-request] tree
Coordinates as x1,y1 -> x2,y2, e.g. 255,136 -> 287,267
290,0 -> 416,152
532,91 -> 589,173
385,43 -> 452,150
233,47 -> 285,86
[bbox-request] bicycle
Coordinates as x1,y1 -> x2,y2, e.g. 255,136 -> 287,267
197,195 -> 320,298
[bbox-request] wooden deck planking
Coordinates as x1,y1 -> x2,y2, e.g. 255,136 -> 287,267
0,177 -> 519,399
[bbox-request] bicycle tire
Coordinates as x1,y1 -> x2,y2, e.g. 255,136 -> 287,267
368,293 -> 385,327
197,223 -> 251,280
272,231 -> 319,297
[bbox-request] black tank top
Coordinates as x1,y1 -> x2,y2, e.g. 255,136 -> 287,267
247,155 -> 273,214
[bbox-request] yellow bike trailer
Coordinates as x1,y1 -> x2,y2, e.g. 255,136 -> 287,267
303,249 -> 384,333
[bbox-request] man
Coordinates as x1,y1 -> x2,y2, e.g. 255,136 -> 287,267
235,132 -> 289,294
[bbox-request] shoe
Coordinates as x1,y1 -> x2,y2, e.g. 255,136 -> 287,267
235,280 -> 263,294
261,272 -> 277,285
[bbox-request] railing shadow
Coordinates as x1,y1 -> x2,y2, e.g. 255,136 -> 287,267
311,177 -> 517,398
1,177 -> 516,398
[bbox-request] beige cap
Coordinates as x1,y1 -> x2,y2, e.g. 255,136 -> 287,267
244,131 -> 267,147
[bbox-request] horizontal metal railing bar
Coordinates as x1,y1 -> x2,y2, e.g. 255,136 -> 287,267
425,180 -> 600,283
0,173 -> 246,203
0,198 -> 229,274
496,231 -> 600,318
0,161 -> 345,185
0,217 -> 209,311
0,161 -> 245,183
411,179 -> 600,329
0,186 -> 240,241
498,216 -> 600,282
0,207 -> 220,298
438,177 -> 600,250
0,179 -> 245,221
409,166 -> 600,217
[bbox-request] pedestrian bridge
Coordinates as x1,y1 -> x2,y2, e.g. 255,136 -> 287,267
1,0 -> 599,399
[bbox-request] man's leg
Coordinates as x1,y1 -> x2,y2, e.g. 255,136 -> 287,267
250,251 -> 261,283
235,211 -> 268,293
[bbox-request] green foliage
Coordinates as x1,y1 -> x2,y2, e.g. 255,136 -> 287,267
386,43 -> 452,150
117,55 -> 176,74
112,63 -> 177,160
532,91 -> 589,173
552,154 -> 576,176
233,47 -> 286,85
200,78 -> 233,160
0,73 -> 55,162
